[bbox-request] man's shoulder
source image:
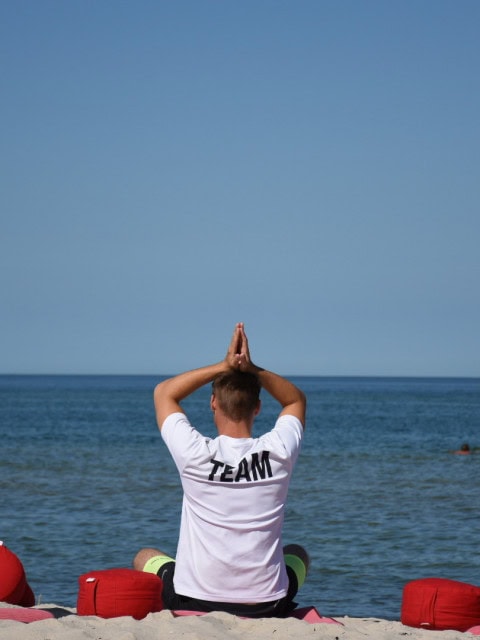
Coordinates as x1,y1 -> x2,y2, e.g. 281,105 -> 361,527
259,415 -> 303,449
273,414 -> 304,432
161,412 -> 200,443
162,411 -> 189,430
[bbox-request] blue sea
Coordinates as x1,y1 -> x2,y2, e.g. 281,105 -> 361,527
1,375 -> 479,620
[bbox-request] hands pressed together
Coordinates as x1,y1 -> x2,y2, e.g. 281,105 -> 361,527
225,322 -> 256,373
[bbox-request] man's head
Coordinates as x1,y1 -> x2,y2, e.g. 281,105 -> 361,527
211,370 -> 261,423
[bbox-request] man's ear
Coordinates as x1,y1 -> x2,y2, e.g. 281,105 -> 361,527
254,399 -> 261,416
210,394 -> 217,412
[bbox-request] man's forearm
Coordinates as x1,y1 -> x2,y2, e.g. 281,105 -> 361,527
158,362 -> 227,402
154,361 -> 227,427
253,366 -> 305,407
251,366 -> 306,425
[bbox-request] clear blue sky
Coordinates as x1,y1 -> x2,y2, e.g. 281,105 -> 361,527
1,1 -> 479,376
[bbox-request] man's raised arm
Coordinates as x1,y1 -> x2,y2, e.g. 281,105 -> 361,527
234,323 -> 306,427
153,324 -> 246,429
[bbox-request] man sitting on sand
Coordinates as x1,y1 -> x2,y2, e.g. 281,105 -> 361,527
134,323 -> 309,618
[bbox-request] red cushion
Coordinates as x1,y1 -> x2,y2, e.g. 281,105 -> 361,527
401,578 -> 480,631
77,568 -> 163,620
0,542 -> 35,606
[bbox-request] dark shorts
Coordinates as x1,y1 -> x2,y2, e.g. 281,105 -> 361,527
157,561 -> 299,618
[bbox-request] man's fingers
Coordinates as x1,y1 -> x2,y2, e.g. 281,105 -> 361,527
226,323 -> 251,370
239,324 -> 250,358
227,324 -> 241,356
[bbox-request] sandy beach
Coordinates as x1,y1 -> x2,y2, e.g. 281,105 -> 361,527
0,602 -> 475,640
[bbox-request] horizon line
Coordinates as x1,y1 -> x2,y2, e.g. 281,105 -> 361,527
0,372 -> 479,380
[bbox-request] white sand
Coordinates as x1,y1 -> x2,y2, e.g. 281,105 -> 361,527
0,603 -> 474,640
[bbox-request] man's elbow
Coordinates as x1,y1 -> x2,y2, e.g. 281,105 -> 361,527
153,381 -> 170,408
294,388 -> 307,412
153,382 -> 163,400
294,389 -> 307,426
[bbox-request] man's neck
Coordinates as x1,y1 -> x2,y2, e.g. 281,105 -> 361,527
216,419 -> 253,439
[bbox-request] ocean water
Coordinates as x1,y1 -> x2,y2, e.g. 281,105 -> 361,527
1,375 -> 479,620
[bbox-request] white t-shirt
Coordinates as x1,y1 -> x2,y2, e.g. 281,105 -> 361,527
161,412 -> 303,603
